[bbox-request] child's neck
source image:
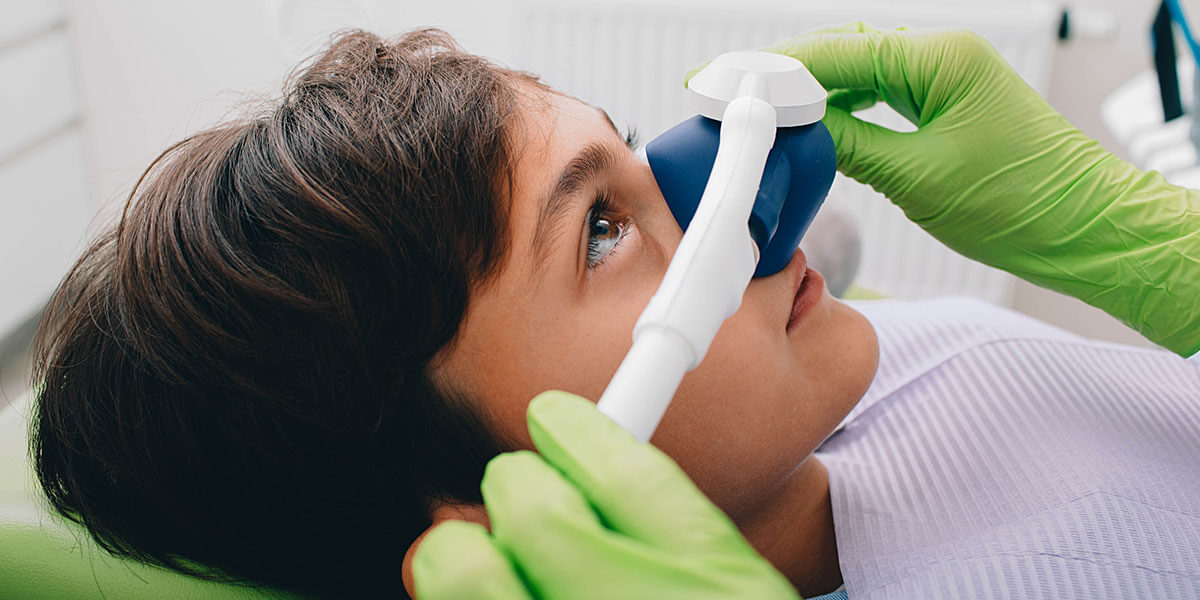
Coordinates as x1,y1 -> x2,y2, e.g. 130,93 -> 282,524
737,455 -> 842,597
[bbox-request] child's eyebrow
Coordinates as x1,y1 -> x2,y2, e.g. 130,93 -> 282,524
530,141 -> 620,270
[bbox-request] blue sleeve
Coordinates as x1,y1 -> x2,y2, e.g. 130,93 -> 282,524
808,588 -> 849,600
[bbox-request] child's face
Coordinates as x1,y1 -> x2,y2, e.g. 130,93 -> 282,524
439,87 -> 879,517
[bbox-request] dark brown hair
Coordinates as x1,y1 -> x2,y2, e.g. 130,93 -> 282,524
32,29 -> 531,598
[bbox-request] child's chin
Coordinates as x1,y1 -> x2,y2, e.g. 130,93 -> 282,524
833,302 -> 880,404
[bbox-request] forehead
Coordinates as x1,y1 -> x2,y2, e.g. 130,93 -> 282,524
511,88 -> 615,173
505,87 -> 620,228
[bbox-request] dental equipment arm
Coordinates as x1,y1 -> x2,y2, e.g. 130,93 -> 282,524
764,23 -> 1200,357
598,52 -> 833,442
413,391 -> 800,600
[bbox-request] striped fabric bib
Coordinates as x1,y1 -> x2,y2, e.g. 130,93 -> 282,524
817,298 -> 1200,599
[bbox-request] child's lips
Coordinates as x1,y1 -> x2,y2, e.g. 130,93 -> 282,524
785,250 -> 824,332
787,268 -> 824,332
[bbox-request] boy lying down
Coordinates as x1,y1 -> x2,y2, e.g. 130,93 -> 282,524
31,29 -> 1200,599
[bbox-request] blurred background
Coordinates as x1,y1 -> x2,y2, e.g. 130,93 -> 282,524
3,0 -> 1198,403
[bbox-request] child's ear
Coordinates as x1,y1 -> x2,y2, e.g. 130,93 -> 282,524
401,502 -> 491,598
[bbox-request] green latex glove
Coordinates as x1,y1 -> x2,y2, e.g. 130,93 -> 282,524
761,23 -> 1200,356
413,391 -> 800,600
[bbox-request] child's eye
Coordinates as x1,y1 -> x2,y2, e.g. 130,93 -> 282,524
585,193 -> 626,270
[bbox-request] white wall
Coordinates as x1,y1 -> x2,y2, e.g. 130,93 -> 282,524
0,0 -> 89,340
66,0 -> 530,217
68,1 -> 291,214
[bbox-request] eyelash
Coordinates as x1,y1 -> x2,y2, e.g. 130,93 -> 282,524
623,127 -> 640,149
585,191 -> 628,270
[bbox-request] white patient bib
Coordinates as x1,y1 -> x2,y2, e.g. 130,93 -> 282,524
816,298 -> 1200,599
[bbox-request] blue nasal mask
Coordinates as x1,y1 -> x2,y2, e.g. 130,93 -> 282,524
643,115 -> 836,276
598,50 -> 837,442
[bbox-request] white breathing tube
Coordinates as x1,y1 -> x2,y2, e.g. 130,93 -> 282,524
597,86 -> 775,442
597,49 -> 828,443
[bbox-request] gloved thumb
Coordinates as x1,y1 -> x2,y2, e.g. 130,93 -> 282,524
821,105 -> 906,187
526,391 -> 756,556
827,88 -> 879,114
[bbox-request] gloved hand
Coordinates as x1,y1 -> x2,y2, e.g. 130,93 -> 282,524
758,23 -> 1200,356
412,391 -> 800,600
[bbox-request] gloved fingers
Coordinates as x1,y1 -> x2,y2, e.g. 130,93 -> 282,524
685,22 -> 882,88
525,391 -> 755,555
827,88 -> 880,113
482,449 -> 653,594
767,28 -> 909,94
413,520 -> 533,600
821,105 -> 907,183
757,22 -> 879,83
482,450 -> 608,561
771,20 -> 880,38
683,62 -> 707,87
